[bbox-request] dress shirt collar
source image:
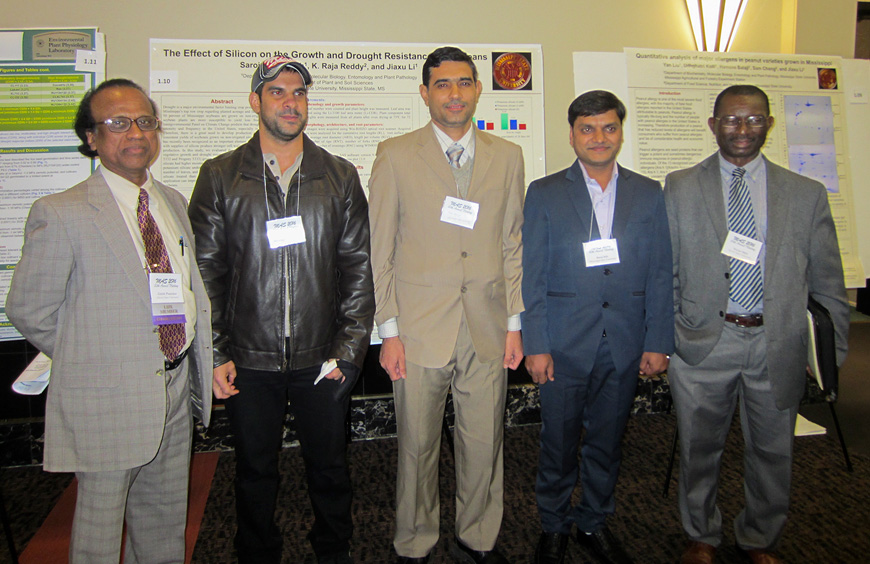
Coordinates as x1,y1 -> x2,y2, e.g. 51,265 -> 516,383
718,152 -> 764,183
101,166 -> 156,209
577,160 -> 618,194
432,122 -> 475,167
577,160 -> 618,240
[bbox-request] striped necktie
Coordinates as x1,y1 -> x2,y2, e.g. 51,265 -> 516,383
726,167 -> 763,310
137,188 -> 185,361
446,142 -> 464,169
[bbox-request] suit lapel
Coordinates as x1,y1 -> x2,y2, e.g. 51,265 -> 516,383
611,165 -> 634,240
153,181 -> 193,241
764,158 -> 791,275
417,124 -> 458,196
88,171 -> 152,307
467,129 -> 493,200
565,161 -> 597,241
699,154 -> 728,247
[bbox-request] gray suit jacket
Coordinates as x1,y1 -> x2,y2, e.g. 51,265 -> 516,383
664,153 -> 849,409
369,124 -> 524,368
6,169 -> 213,472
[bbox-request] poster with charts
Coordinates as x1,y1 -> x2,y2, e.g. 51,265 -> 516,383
574,48 -> 863,287
0,27 -> 104,341
149,40 -> 545,199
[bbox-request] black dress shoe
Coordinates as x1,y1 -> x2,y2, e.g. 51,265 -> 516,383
395,555 -> 430,564
534,531 -> 569,564
449,535 -> 509,563
575,526 -> 633,564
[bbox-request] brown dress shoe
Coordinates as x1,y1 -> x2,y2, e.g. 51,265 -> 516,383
681,541 -> 715,564
736,545 -> 783,564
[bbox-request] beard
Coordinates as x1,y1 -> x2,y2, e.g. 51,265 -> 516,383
261,109 -> 307,143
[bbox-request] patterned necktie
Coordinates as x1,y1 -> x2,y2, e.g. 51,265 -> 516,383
137,188 -> 185,361
446,142 -> 464,169
726,168 -> 764,310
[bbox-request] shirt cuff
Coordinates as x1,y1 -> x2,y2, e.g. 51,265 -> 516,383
507,314 -> 521,332
377,317 -> 399,339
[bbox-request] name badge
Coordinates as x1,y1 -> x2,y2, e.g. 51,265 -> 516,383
583,238 -> 620,267
440,196 -> 480,230
721,231 -> 762,264
266,216 -> 306,248
149,273 -> 186,325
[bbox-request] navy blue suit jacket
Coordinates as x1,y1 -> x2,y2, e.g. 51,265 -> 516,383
521,161 -> 675,376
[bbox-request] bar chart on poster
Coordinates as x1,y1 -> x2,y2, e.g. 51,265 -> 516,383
149,40 -> 546,199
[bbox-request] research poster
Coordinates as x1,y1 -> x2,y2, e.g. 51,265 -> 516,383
149,40 -> 546,198
575,48 -> 864,287
0,27 -> 104,340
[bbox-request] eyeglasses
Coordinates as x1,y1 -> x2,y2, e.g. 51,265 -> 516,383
715,115 -> 768,129
97,116 -> 160,133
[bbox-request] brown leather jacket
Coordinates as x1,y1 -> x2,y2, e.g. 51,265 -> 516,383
189,132 -> 373,372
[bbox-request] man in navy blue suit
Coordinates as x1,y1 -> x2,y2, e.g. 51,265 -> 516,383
522,90 -> 674,564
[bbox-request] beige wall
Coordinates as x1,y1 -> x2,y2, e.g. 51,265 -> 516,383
794,0 -> 858,57
5,0 -> 857,174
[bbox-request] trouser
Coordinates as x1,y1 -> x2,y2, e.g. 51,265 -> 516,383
392,318 -> 507,558
70,357 -> 192,564
670,324 -> 797,550
536,337 -> 639,534
226,364 -> 353,563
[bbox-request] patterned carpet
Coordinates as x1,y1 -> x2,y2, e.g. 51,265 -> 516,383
3,412 -> 868,563
191,413 -> 869,563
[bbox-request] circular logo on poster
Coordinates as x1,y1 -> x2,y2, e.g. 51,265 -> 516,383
492,53 -> 531,90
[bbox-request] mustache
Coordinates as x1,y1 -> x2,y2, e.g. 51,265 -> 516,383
727,134 -> 759,141
279,109 -> 303,117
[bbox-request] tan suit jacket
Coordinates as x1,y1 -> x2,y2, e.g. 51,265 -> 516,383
369,123 -> 524,368
6,170 -> 213,472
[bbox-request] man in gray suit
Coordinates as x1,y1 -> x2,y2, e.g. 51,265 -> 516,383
6,79 -> 213,564
664,85 -> 849,564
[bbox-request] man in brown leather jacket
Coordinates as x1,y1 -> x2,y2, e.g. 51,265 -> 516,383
188,57 -> 374,564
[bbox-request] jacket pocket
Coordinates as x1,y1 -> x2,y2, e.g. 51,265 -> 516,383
547,291 -> 576,298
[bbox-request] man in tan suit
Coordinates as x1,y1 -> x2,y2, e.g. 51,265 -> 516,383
6,79 -> 212,563
369,46 -> 524,564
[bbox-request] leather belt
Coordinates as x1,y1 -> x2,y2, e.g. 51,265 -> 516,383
165,348 -> 189,371
724,313 -> 764,327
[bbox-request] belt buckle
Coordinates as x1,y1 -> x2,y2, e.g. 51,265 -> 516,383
164,349 -> 188,371
729,314 -> 762,327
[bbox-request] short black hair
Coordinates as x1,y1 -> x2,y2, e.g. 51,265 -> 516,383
568,90 -> 626,127
74,78 -> 158,158
422,46 -> 478,87
713,85 -> 770,117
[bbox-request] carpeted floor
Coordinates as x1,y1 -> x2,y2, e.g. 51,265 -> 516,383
10,452 -> 219,564
187,413 -> 868,563
2,414 -> 867,563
